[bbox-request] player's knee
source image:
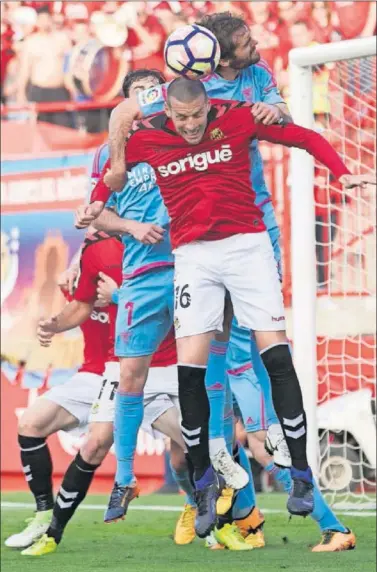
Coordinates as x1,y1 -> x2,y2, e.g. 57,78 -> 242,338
119,358 -> 149,392
18,411 -> 47,438
81,426 -> 113,464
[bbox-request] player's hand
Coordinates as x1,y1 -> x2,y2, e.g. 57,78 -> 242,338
251,103 -> 282,125
58,263 -> 80,295
104,168 -> 128,192
339,173 -> 376,189
97,272 -> 118,305
127,221 -> 165,244
37,318 -> 58,347
75,202 -> 104,229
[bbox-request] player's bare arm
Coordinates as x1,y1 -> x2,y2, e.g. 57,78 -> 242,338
93,207 -> 165,245
37,300 -> 93,347
105,96 -> 143,191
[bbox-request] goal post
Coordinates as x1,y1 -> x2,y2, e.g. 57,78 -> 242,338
288,37 -> 376,502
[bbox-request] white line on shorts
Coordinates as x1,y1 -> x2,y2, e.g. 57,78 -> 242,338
1,501 -> 375,518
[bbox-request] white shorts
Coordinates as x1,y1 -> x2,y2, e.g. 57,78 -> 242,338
89,362 -> 180,430
173,232 -> 286,338
89,361 -> 119,424
42,371 -> 104,430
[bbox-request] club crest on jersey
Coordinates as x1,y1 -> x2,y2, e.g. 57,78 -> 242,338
139,86 -> 162,106
210,128 -> 225,141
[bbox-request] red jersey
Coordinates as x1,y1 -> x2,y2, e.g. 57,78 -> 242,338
93,101 -> 350,250
61,289 -> 109,376
151,328 -> 177,368
74,232 -> 123,362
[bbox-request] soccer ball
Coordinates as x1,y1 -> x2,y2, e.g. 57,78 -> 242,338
164,24 -> 221,80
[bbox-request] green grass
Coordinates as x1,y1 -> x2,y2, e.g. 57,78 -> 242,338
1,492 -> 375,572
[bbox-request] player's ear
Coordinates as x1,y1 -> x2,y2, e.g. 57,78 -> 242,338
206,99 -> 211,113
164,101 -> 172,118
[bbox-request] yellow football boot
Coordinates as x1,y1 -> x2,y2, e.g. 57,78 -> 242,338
213,523 -> 253,551
21,534 -> 58,557
216,487 -> 235,516
312,529 -> 356,552
174,504 -> 196,545
235,506 -> 266,548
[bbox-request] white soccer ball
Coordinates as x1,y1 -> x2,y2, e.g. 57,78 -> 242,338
164,24 -> 221,80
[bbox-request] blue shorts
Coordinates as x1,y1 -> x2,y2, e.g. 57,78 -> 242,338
115,267 -> 174,358
227,226 -> 281,432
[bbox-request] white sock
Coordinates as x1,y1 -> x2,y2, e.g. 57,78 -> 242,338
209,437 -> 228,458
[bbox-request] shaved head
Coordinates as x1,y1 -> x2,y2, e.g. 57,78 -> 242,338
167,77 -> 208,104
165,77 -> 210,145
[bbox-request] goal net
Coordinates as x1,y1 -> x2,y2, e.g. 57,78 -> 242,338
289,37 -> 376,510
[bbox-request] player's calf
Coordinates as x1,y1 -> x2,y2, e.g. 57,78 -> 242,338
256,339 -> 314,516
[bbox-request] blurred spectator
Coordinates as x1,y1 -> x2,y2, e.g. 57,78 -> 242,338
126,1 -> 167,70
16,6 -> 73,127
246,2 -> 280,70
332,1 -> 376,40
1,11 -> 15,103
311,1 -> 334,44
289,20 -> 315,49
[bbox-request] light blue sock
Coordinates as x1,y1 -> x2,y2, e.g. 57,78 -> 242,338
205,340 -> 228,441
232,444 -> 257,519
170,465 -> 196,507
266,463 -> 347,532
312,480 -> 348,532
265,462 -> 292,493
114,391 -> 144,486
223,376 -> 234,454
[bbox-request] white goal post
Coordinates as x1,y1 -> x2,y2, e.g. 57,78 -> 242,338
289,37 -> 377,483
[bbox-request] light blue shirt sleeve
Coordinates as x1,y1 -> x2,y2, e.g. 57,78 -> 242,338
106,193 -> 117,211
255,62 -> 285,106
111,288 -> 120,305
137,84 -> 167,117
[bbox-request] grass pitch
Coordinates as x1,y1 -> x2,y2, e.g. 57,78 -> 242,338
1,491 -> 375,572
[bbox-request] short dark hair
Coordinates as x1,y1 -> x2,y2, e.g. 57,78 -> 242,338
167,77 -> 207,104
198,12 -> 247,61
122,69 -> 166,98
36,5 -> 51,16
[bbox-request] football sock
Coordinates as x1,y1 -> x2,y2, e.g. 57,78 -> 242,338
260,343 -> 309,471
223,376 -> 234,454
178,365 -> 211,482
312,481 -> 348,533
265,462 -> 292,493
114,391 -> 144,486
205,340 -> 229,458
266,462 -> 346,532
232,444 -> 256,519
47,453 -> 99,544
18,435 -> 54,511
170,465 -> 196,507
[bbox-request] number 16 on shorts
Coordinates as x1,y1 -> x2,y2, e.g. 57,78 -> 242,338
175,283 -> 191,310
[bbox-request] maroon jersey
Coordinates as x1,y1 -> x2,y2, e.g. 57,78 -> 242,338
92,100 -> 350,250
62,289 -> 109,376
74,232 -> 123,363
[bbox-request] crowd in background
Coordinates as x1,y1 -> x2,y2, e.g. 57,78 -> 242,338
1,1 -> 376,114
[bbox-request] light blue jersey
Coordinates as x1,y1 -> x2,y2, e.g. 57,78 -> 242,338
91,143 -> 173,279
137,60 -> 285,232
